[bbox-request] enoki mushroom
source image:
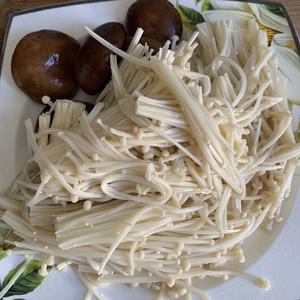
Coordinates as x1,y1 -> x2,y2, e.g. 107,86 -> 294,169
1,19 -> 299,300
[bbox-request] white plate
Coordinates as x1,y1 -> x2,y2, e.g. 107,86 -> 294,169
0,1 -> 300,299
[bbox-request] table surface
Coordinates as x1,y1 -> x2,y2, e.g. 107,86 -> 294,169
0,0 -> 299,49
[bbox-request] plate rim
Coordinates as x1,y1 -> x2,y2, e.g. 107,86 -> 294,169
0,0 -> 299,298
0,0 -> 299,78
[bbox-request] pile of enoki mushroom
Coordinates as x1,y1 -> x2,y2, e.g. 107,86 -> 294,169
1,17 -> 300,300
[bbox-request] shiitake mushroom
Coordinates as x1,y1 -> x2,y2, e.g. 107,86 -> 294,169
75,22 -> 127,95
11,30 -> 80,103
126,0 -> 183,44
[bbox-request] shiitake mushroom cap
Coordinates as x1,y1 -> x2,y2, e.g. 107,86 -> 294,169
126,0 -> 183,44
11,30 -> 80,103
75,22 -> 127,95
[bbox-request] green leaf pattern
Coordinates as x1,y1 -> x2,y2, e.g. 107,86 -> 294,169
0,223 -> 22,250
265,4 -> 285,18
176,2 -> 204,29
0,249 -> 7,261
295,122 -> 300,143
201,0 -> 214,12
1,260 -> 51,298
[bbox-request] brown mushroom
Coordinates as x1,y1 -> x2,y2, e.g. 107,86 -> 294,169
11,30 -> 80,103
126,0 -> 183,44
75,22 -> 127,95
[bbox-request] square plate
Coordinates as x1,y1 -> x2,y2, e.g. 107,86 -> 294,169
0,1 -> 300,300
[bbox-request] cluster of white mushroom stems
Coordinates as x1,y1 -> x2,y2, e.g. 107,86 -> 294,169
0,18 -> 299,300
